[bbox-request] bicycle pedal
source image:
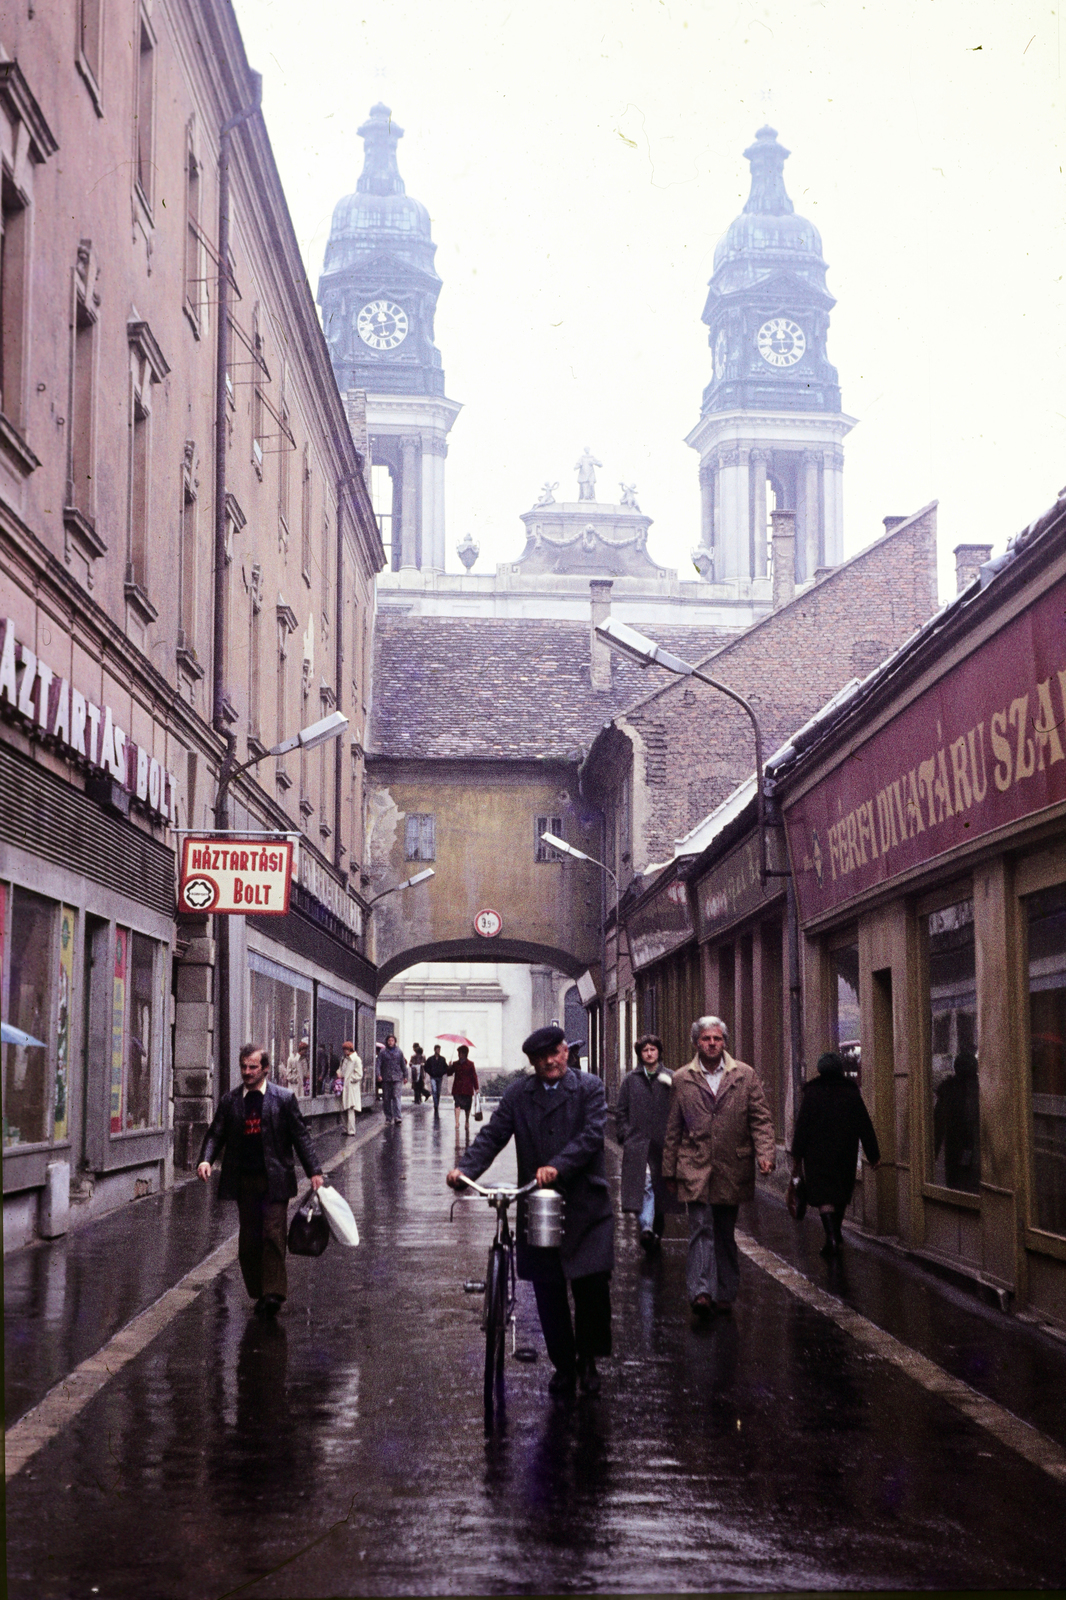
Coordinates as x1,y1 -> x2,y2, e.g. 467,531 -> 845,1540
462,1279 -> 486,1294
513,1346 -> 538,1363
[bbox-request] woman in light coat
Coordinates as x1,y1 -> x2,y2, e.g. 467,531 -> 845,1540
340,1042 -> 364,1135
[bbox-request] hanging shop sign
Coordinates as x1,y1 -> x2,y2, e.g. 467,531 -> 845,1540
179,836 -> 294,916
784,571 -> 1066,923
0,617 -> 176,825
474,908 -> 502,938
627,876 -> 694,970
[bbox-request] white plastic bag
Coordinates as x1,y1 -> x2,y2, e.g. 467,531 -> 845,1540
316,1183 -> 360,1247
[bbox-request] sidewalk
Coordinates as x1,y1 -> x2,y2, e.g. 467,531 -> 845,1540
2,1112 -> 381,1428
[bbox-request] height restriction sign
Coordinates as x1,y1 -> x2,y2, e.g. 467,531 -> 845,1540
179,837 -> 294,916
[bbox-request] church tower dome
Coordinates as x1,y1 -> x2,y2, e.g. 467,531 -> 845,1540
685,128 -> 854,587
319,105 -> 460,574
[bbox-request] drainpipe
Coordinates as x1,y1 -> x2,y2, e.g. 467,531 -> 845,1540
212,73 -> 261,1108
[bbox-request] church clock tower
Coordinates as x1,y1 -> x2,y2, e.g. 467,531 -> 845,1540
318,104 -> 460,572
686,127 -> 855,585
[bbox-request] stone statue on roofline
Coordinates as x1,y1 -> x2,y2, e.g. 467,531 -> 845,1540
536,482 -> 558,507
620,482 -> 640,511
575,447 -> 601,502
455,531 -> 479,570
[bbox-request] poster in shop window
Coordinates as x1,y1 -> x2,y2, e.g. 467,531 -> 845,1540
178,837 -> 294,916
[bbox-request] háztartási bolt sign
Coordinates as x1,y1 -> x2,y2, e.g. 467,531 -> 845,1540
179,837 -> 294,916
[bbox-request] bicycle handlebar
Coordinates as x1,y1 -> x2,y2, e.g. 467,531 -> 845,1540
453,1174 -> 539,1202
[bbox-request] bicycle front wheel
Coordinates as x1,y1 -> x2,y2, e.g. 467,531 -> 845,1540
483,1244 -> 508,1416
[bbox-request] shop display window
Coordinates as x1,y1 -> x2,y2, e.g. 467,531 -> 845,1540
2,885 -> 55,1148
828,941 -> 861,1082
926,899 -> 980,1193
316,990 -> 355,1097
250,965 -> 311,1094
111,927 -> 165,1133
1026,883 -> 1066,1237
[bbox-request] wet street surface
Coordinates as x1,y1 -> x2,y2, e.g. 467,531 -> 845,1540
7,1102 -> 1066,1597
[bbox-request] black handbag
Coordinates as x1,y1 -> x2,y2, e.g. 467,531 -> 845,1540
288,1189 -> 330,1256
787,1174 -> 808,1222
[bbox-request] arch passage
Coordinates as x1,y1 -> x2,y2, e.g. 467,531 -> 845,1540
375,937 -> 585,993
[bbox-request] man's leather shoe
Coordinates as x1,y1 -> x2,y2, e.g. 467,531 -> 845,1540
691,1293 -> 714,1318
639,1229 -> 657,1253
259,1294 -> 284,1317
577,1357 -> 601,1394
548,1366 -> 576,1397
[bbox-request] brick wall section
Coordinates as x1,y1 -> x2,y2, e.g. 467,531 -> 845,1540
618,505 -> 940,864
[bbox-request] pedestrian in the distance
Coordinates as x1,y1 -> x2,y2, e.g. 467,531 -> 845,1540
446,1025 -> 614,1398
662,1015 -> 775,1319
616,1033 -> 678,1253
340,1040 -> 363,1134
424,1045 -> 449,1116
197,1044 -> 323,1317
791,1051 -> 880,1257
409,1043 -> 427,1104
378,1034 -> 406,1124
449,1045 -> 479,1142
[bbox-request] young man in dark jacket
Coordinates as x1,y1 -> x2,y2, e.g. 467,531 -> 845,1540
198,1044 -> 323,1316
424,1046 -> 449,1115
447,1025 -> 614,1398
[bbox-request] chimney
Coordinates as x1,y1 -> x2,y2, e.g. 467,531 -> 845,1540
589,580 -> 614,690
882,515 -> 907,533
345,389 -> 371,493
953,542 -> 993,593
771,510 -> 796,610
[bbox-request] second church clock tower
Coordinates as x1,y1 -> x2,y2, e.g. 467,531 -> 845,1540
686,127 -> 854,585
318,104 -> 460,572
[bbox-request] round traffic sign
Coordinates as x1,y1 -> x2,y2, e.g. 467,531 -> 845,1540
474,908 -> 502,938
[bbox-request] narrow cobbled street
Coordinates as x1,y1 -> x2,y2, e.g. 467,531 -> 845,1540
7,1102 -> 1066,1597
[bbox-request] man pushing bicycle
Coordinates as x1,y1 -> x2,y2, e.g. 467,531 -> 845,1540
447,1025 -> 614,1398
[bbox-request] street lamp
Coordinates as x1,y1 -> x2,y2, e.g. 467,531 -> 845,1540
538,832 -> 619,904
595,618 -> 778,886
215,710 -> 349,827
367,868 -> 435,907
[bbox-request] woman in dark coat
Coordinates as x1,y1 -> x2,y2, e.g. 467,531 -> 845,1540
615,1034 -> 680,1252
791,1052 -> 880,1256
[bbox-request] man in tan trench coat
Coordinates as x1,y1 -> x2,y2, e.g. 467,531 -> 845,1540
662,1016 -> 776,1317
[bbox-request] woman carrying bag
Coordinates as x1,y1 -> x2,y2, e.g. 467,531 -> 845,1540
449,1046 -> 479,1143
791,1052 -> 880,1257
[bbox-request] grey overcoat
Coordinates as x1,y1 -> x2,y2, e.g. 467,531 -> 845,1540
457,1068 -> 615,1282
615,1067 -> 682,1215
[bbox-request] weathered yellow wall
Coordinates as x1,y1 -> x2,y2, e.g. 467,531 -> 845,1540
366,760 -> 603,982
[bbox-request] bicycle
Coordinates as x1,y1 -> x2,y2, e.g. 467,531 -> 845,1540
451,1173 -> 538,1420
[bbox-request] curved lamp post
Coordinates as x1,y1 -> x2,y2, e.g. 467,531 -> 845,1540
540,832 -> 619,1079
367,867 -> 435,907
594,618 -> 778,886
214,710 -> 349,829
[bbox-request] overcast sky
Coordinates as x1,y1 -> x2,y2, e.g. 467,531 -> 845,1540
232,0 -> 1064,599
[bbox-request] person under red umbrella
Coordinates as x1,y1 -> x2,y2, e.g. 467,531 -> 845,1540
448,1045 -> 479,1143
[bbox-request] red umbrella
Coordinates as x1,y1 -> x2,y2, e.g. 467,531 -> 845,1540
436,1033 -> 475,1048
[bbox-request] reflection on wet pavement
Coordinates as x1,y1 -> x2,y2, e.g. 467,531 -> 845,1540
6,1107 -> 1066,1597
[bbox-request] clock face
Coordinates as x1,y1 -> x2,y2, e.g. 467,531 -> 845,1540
756,317 -> 806,368
356,299 -> 409,351
715,330 -> 728,381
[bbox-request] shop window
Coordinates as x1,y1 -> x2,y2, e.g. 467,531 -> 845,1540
405,813 -> 435,862
828,941 -> 861,1082
110,928 -> 163,1133
316,988 -> 355,1098
2,885 -> 55,1148
1026,883 -> 1066,1237
535,816 -> 563,862
926,899 -> 979,1193
250,963 -> 311,1093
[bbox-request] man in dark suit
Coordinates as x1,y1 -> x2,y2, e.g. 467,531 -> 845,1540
447,1025 -> 614,1398
198,1043 -> 323,1316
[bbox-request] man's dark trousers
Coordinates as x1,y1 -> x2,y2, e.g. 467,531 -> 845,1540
237,1174 -> 289,1300
532,1265 -> 612,1374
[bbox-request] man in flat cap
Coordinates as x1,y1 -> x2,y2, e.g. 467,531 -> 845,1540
447,1025 -> 614,1398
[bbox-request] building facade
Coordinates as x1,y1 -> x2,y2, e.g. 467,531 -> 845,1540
771,495 -> 1066,1326
0,0 -> 383,1250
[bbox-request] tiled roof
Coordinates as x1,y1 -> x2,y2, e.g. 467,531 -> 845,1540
369,617 -> 736,761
